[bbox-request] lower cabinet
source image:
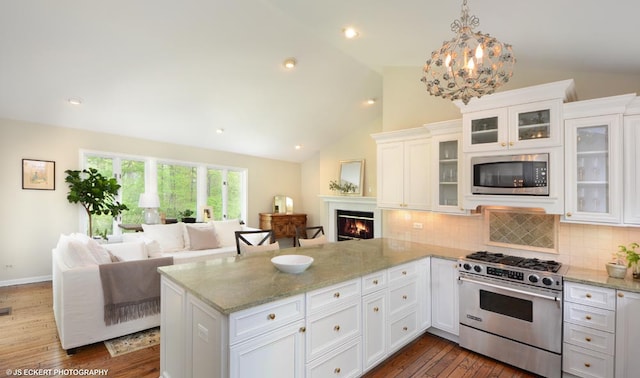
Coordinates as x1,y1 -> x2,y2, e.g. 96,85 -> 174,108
430,257 -> 459,336
615,290 -> 640,378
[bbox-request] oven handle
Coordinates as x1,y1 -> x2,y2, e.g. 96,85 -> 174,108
458,276 -> 560,302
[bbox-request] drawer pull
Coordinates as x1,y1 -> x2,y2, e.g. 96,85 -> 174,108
584,363 -> 591,368
334,368 -> 341,374
268,313 -> 276,320
334,292 -> 340,298
619,292 -> 624,298
585,337 -> 592,342
585,315 -> 592,320
402,326 -> 408,331
299,326 -> 306,333
373,307 -> 379,312
334,325 -> 341,332
585,293 -> 592,298
402,295 -> 408,300
373,279 -> 378,285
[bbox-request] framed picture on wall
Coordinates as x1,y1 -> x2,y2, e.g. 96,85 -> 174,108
22,159 -> 55,190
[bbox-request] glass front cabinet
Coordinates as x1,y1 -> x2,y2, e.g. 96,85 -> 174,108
463,100 -> 562,152
564,114 -> 623,224
427,120 -> 464,214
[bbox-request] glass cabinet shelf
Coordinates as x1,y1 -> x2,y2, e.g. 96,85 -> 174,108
437,140 -> 459,208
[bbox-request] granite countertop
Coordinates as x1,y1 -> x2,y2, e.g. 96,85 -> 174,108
564,266 -> 640,294
158,238 -> 467,314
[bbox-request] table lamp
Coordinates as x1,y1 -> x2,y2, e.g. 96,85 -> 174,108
138,192 -> 160,224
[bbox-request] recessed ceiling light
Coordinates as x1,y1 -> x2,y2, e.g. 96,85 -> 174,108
366,98 -> 376,105
295,144 -> 302,150
216,128 -> 224,134
342,27 -> 359,39
283,58 -> 297,69
67,98 -> 83,105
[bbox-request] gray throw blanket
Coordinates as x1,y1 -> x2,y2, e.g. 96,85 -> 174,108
99,257 -> 173,326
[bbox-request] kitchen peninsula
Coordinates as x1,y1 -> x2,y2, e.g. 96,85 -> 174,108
157,238 -> 465,378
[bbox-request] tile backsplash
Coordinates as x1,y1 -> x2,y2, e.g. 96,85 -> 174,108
383,210 -> 640,271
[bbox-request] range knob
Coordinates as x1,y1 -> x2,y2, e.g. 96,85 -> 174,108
528,274 -> 539,283
542,277 -> 554,286
473,265 -> 482,273
463,263 -> 472,271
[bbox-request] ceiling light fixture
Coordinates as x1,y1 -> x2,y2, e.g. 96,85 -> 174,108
366,98 -> 376,105
67,98 -> 83,105
294,144 -> 302,150
342,27 -> 359,39
421,0 -> 515,105
216,128 -> 224,134
283,58 -> 297,69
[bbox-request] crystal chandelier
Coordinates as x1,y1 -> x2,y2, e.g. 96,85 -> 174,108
421,0 -> 515,105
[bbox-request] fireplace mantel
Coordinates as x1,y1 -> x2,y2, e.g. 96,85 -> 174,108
320,195 -> 381,242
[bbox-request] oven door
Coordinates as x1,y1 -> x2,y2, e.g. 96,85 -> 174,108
458,275 -> 562,353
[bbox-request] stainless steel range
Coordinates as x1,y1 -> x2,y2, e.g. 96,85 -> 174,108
458,251 -> 567,378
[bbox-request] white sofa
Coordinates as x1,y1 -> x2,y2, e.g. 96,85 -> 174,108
52,220 -> 262,351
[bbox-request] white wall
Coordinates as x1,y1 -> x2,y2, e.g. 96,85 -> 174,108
0,118 -> 301,285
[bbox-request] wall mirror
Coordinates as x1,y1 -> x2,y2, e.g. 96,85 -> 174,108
273,195 -> 293,214
339,159 -> 365,196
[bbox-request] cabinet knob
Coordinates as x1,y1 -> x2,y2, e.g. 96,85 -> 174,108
373,307 -> 379,312
585,293 -> 592,298
566,212 -> 572,217
585,337 -> 592,342
299,326 -> 306,333
334,368 -> 341,374
402,326 -> 408,331
509,141 -> 514,146
402,295 -> 408,300
373,279 -> 378,285
584,363 -> 591,368
334,325 -> 341,332
618,292 -> 624,298
585,315 -> 592,320
268,313 -> 276,320
402,271 -> 407,275
500,142 -> 507,147
334,292 -> 340,298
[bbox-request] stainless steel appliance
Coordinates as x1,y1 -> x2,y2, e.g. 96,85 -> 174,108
458,251 -> 566,378
471,153 -> 549,195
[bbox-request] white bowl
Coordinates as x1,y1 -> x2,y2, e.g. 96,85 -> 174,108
271,255 -> 314,274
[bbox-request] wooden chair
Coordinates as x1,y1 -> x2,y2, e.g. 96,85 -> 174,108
295,226 -> 325,247
234,230 -> 276,254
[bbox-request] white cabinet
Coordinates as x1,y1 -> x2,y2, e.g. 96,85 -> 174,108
188,293 -> 226,378
362,289 -> 387,372
623,113 -> 640,224
161,277 -> 187,378
463,100 -> 562,152
563,282 -> 616,378
373,128 -> 431,210
430,257 -> 459,336
426,120 -> 464,213
615,290 -> 640,378
564,114 -> 623,224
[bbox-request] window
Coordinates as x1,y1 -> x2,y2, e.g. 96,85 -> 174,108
81,151 -> 247,236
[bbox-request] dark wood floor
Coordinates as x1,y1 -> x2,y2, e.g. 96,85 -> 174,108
0,282 -> 537,378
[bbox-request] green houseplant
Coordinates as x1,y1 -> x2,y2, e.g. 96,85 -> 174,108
619,242 -> 640,279
65,168 -> 128,237
179,209 -> 196,223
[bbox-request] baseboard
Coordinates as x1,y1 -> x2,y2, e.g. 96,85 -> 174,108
0,275 -> 52,287
426,327 -> 460,344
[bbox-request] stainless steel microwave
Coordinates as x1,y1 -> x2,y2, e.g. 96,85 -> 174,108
471,153 -> 549,195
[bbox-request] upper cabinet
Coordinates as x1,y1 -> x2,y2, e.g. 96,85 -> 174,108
624,99 -> 640,225
457,80 -> 576,153
425,120 -> 465,214
372,128 -> 431,211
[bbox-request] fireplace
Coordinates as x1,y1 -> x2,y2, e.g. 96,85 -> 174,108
336,210 -> 374,241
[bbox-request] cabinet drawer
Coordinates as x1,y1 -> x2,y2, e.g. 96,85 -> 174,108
306,337 -> 362,378
563,322 -> 615,355
229,294 -> 305,345
564,302 -> 615,333
564,282 -> 616,310
388,279 -> 418,317
306,301 -> 361,361
307,279 -> 360,315
388,262 -> 417,284
362,270 -> 387,295
562,342 -> 614,378
388,309 -> 418,353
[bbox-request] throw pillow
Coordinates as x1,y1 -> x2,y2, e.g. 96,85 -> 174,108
105,241 -> 147,261
211,219 -> 242,247
186,225 -> 220,250
183,222 -> 215,249
240,241 -> 280,254
63,240 -> 100,268
141,223 -> 185,252
86,238 -> 113,264
298,235 -> 327,247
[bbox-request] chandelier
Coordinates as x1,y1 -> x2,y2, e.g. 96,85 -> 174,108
421,0 -> 515,105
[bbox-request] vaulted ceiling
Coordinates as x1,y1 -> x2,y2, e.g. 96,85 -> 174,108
1,0 -> 639,162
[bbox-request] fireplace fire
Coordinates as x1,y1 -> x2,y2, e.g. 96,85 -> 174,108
336,210 -> 374,241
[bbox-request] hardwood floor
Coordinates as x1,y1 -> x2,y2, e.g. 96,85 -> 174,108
0,282 -> 537,378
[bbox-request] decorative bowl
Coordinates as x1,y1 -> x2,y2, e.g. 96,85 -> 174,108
271,255 -> 314,274
606,263 -> 627,279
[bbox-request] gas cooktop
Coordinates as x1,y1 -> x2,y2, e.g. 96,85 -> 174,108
466,251 -> 562,273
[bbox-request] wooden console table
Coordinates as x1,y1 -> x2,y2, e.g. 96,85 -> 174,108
259,213 -> 306,245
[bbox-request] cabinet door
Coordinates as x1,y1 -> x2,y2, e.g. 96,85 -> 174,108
432,134 -> 463,213
430,258 -> 459,335
403,138 -> 431,210
377,141 -> 404,208
160,276 -> 187,378
230,320 -> 306,378
417,258 -> 431,331
187,293 -> 226,378
564,115 -> 623,224
624,115 -> 640,224
508,100 -> 561,149
362,291 -> 387,372
615,290 -> 640,378
462,107 -> 508,152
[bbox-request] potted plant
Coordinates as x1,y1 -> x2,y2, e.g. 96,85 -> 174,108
619,242 -> 640,279
179,209 -> 196,223
65,168 -> 128,237
606,248 -> 629,279
329,180 -> 358,195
